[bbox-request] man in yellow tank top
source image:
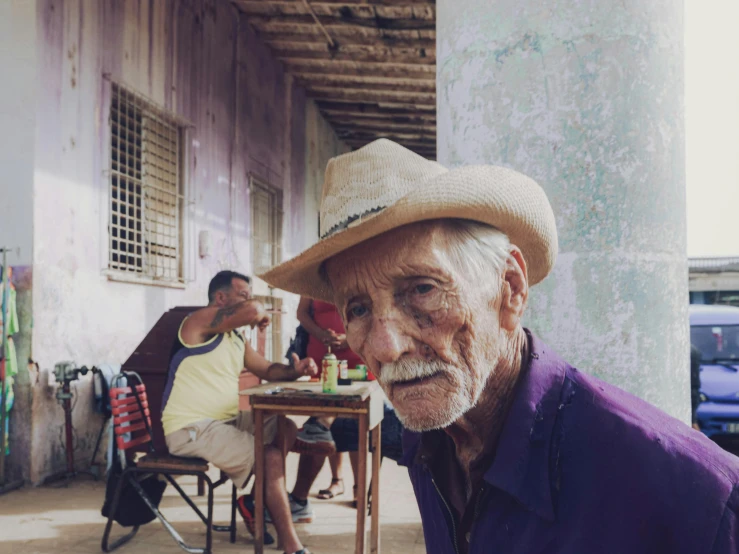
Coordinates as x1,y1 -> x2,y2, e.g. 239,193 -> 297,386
162,271 -> 317,554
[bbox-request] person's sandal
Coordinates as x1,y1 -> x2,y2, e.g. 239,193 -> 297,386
317,478 -> 344,499
285,550 -> 311,554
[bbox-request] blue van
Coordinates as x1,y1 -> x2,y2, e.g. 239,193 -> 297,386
690,304 -> 739,437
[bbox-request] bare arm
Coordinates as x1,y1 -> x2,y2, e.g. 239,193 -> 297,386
297,297 -> 335,343
180,300 -> 269,345
244,341 -> 318,382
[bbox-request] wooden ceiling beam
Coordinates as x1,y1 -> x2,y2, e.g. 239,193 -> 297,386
320,109 -> 436,123
322,109 -> 435,121
248,20 -> 435,41
345,144 -> 436,157
242,0 -> 435,6
328,114 -> 434,126
267,40 -> 435,58
326,113 -> 436,125
344,139 -> 436,152
290,71 -> 436,88
295,75 -> 434,93
316,99 -> 435,113
328,119 -> 436,133
255,26 -> 433,41
279,59 -> 435,79
341,128 -> 436,139
246,14 -> 435,31
339,130 -> 436,142
324,115 -> 436,129
237,0 -> 436,20
341,138 -> 436,148
307,86 -> 435,105
258,31 -> 435,48
270,46 -> 434,63
334,126 -> 437,138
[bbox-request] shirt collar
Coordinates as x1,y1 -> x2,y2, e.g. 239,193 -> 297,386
484,331 -> 567,522
400,331 -> 568,522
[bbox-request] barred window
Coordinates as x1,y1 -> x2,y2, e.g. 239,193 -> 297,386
108,83 -> 184,284
251,178 -> 283,275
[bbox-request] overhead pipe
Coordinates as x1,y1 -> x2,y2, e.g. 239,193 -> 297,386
302,0 -> 337,49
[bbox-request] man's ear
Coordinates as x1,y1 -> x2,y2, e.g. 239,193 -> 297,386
499,247 -> 529,332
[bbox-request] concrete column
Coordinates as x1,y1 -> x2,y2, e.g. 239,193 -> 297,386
437,1 -> 689,420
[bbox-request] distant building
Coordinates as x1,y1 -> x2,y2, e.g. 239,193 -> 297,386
689,257 -> 739,306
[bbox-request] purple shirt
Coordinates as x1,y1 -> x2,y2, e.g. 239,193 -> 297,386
401,333 -> 739,553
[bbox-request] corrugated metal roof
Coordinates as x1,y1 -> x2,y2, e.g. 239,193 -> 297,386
689,257 -> 739,273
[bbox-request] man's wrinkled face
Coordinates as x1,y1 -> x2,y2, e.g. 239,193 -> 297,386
326,222 -> 505,431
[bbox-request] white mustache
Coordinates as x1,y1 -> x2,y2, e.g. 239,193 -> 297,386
379,358 -> 451,386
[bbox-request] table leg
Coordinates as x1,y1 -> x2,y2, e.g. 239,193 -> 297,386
356,412 -> 369,554
254,409 -> 265,554
370,422 -> 381,554
277,414 -> 288,475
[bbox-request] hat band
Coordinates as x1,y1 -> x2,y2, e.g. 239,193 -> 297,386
320,205 -> 387,239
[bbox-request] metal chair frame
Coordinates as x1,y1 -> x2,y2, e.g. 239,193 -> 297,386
101,371 -> 237,554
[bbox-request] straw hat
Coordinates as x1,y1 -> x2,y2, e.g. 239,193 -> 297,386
259,139 -> 558,301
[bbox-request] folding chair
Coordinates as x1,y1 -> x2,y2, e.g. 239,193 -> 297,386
101,371 -> 238,553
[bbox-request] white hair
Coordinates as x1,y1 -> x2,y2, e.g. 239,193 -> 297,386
440,219 -> 512,281
320,219 -> 512,292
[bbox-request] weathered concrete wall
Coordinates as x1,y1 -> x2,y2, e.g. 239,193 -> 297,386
28,0 -> 342,483
277,91 -> 350,348
437,0 -> 689,421
0,0 -> 36,268
304,101 -> 351,251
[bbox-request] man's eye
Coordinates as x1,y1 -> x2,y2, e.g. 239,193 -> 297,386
414,284 -> 434,295
349,305 -> 368,318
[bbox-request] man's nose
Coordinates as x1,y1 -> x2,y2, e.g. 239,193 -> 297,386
365,315 -> 413,365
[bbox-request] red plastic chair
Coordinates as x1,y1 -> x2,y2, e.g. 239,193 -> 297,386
101,372 -> 237,553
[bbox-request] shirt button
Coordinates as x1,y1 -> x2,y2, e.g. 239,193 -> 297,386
465,532 -> 471,543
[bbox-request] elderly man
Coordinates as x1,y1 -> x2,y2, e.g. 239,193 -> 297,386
261,139 -> 739,554
162,270 -> 317,554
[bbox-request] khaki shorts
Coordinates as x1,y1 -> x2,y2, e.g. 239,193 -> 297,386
165,412 -> 278,489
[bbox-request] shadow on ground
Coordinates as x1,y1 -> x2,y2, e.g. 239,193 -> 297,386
0,459 -> 424,554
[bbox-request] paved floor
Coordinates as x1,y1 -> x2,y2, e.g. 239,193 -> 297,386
0,453 -> 424,554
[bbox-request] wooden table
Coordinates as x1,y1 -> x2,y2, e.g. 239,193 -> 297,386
240,381 -> 385,554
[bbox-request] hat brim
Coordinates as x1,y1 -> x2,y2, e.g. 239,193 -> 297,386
259,164 -> 558,302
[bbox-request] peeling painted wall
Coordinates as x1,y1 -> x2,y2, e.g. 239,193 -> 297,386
26,0 -> 345,483
304,101 -> 351,251
277,87 -> 349,348
437,0 -> 689,421
0,0 -> 36,269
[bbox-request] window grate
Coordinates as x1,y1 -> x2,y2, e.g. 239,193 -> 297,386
109,83 -> 184,283
251,178 -> 283,276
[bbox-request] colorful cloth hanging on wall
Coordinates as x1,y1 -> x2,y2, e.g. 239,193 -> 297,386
0,269 -> 19,455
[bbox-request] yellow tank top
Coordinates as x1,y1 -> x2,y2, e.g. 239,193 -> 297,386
161,319 -> 246,436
